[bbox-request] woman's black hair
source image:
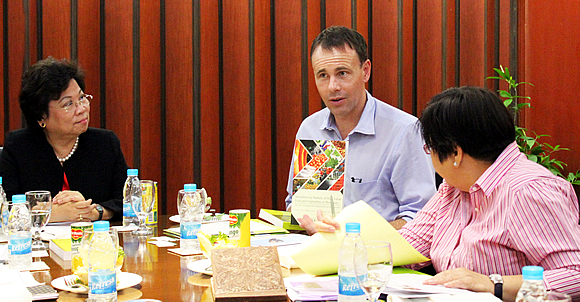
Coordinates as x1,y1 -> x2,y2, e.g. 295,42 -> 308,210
419,86 -> 515,163
19,57 -> 85,131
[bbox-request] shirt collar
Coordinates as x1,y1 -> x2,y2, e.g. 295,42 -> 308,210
319,90 -> 376,136
471,141 -> 520,197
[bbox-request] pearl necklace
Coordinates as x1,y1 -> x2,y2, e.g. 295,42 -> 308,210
57,137 -> 79,163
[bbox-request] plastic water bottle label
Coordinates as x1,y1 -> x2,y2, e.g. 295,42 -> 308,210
89,270 -> 116,295
123,202 -> 137,217
181,221 -> 201,239
339,275 -> 365,296
9,235 -> 32,255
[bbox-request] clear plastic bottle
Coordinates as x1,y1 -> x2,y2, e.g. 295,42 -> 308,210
338,222 -> 367,302
123,169 -> 141,227
179,183 -> 202,253
8,194 -> 32,270
88,221 -> 117,301
515,266 -> 547,302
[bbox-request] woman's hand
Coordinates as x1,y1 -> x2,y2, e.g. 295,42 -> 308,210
423,267 -> 494,293
50,198 -> 96,222
52,190 -> 86,205
297,209 -> 341,235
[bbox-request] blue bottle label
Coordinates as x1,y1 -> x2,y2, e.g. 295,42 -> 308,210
123,202 -> 137,217
339,275 -> 365,296
181,221 -> 201,239
89,270 -> 116,295
9,235 -> 32,255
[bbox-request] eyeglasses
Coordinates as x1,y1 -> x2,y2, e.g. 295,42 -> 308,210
423,144 -> 431,155
53,94 -> 92,113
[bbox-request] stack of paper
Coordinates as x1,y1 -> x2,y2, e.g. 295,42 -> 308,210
284,276 -> 338,301
290,201 -> 429,275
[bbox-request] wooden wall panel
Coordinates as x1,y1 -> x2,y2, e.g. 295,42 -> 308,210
523,1 -> 580,175
326,0 -> 351,27
77,0 -> 102,128
274,0 -> 304,210
199,1 -> 221,212
42,0 -> 71,59
165,1 -> 193,215
1,0 -> 4,142
254,0 -> 274,212
401,0 -> 413,113
459,0 -> 485,86
444,0 -> 457,88
222,1 -> 251,211
105,1 -> 134,166
416,0 -> 443,114
7,1 -> 26,131
370,1 -> 398,107
306,0 -> 322,116
139,1 -> 162,198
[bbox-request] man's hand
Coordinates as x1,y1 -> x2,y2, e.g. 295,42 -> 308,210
296,209 -> 341,235
423,267 -> 494,293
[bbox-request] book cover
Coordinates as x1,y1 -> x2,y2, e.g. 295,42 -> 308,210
290,139 -> 347,221
49,238 -> 71,261
258,209 -> 303,231
211,246 -> 287,301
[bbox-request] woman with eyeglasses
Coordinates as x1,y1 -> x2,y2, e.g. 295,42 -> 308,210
0,57 -> 128,222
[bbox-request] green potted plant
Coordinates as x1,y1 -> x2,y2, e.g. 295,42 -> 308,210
487,66 -> 580,185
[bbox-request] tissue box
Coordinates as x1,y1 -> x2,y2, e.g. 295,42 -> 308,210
210,246 -> 287,301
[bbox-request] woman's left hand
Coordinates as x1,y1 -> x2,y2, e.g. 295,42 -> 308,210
52,190 -> 86,204
423,267 -> 493,293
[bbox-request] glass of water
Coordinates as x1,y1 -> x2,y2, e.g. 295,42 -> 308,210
130,180 -> 156,235
0,200 -> 14,240
354,241 -> 393,302
25,191 -> 52,251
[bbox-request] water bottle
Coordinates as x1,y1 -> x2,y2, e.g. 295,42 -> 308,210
179,183 -> 203,253
88,221 -> 117,301
338,222 -> 366,301
516,266 -> 547,302
8,194 -> 32,270
123,169 -> 141,227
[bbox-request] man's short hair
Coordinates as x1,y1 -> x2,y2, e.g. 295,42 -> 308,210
310,26 -> 368,65
419,86 -> 515,163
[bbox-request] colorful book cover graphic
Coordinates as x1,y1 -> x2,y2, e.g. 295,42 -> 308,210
292,139 -> 346,195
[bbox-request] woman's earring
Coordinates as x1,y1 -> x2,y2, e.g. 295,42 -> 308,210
453,162 -> 458,167
40,122 -> 46,128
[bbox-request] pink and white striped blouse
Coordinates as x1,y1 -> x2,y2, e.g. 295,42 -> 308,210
399,142 -> 580,298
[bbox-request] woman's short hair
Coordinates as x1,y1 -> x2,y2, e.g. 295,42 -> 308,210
419,86 -> 515,163
19,57 -> 85,130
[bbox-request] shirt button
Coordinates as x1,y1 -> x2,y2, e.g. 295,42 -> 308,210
474,208 -> 479,212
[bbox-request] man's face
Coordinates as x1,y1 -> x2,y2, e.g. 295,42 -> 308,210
311,45 -> 371,120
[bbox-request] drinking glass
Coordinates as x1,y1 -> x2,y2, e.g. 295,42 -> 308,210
546,291 -> 572,302
130,180 -> 156,235
354,241 -> 393,302
25,191 -> 52,251
0,200 -> 14,240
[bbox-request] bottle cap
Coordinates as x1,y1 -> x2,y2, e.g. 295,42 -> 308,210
345,222 -> 360,234
127,169 -> 138,176
0,176 -> 3,184
522,266 -> 544,281
184,183 -> 197,192
12,194 -> 26,203
93,221 -> 109,232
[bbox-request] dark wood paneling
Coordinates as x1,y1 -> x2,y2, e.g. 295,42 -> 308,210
7,1 -> 26,130
139,1 -> 162,202
459,0 -> 485,86
306,0 -> 322,116
401,0 -> 413,113
199,1 -> 221,213
165,1 -> 193,215
77,0 -> 101,128
444,0 -> 457,88
222,1 -> 251,212
42,0 -> 71,59
522,1 -> 580,174
370,1 -> 398,107
254,0 -> 273,213
274,0 -> 304,210
416,0 -> 443,114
